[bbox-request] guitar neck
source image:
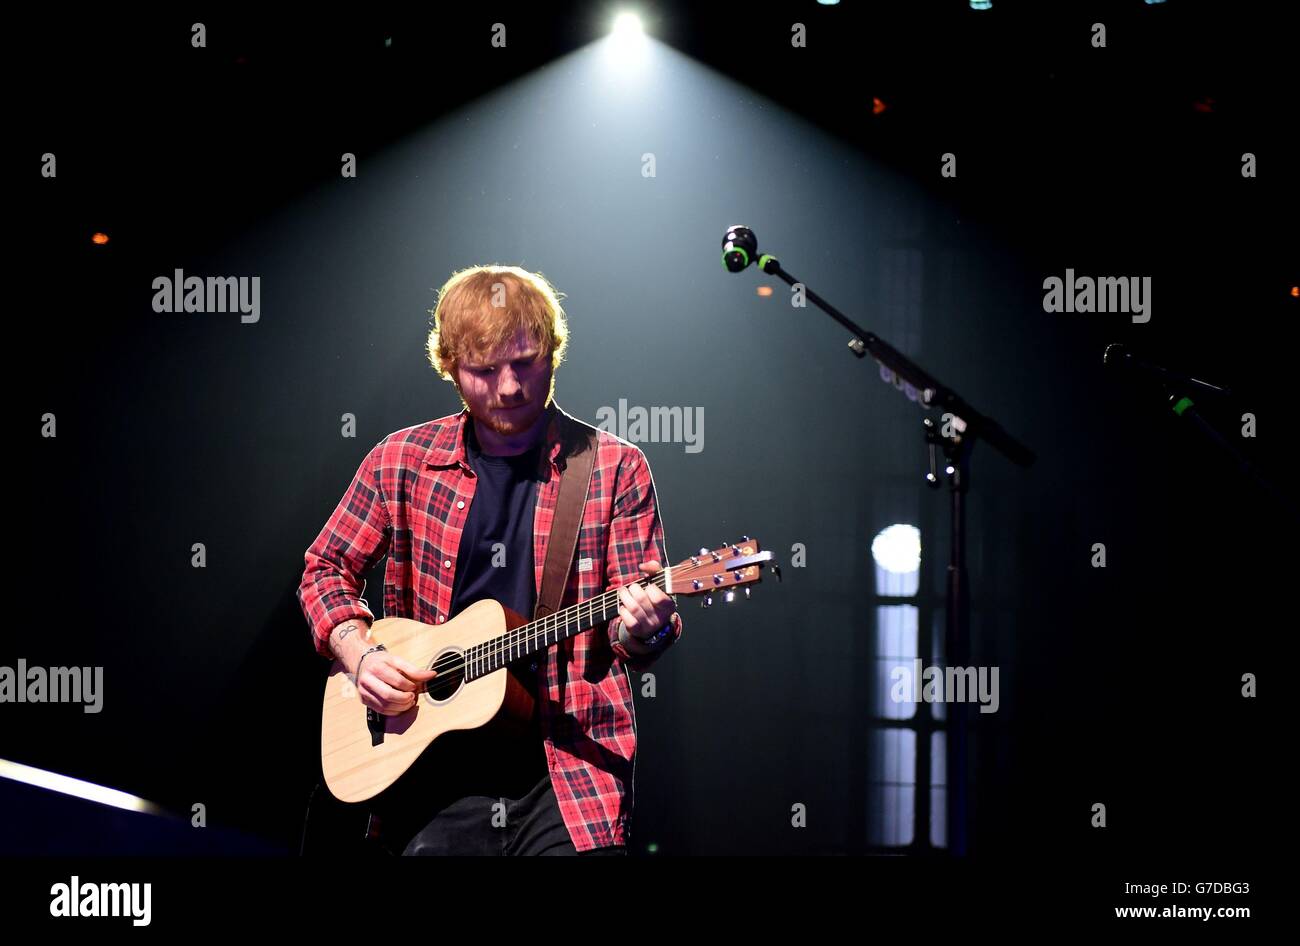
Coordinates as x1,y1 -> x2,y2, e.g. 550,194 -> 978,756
463,571 -> 671,681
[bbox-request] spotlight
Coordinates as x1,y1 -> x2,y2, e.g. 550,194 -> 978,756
611,12 -> 643,42
607,11 -> 647,63
871,524 -> 922,576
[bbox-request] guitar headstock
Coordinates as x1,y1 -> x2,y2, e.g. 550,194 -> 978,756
663,535 -> 778,606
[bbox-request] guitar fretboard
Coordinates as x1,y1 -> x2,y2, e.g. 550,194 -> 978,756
462,571 -> 671,680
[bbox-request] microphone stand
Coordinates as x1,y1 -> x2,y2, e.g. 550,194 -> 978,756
727,233 -> 1035,856
1113,357 -> 1299,524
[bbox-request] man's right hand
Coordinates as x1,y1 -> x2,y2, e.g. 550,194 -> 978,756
353,650 -> 438,716
330,618 -> 437,716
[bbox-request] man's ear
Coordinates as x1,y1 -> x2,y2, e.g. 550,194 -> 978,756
448,368 -> 467,408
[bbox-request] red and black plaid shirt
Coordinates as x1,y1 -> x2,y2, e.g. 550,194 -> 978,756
297,402 -> 683,851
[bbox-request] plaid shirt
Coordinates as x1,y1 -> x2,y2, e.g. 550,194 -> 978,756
297,401 -> 683,852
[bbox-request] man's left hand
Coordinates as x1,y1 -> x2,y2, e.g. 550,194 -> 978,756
617,560 -> 677,642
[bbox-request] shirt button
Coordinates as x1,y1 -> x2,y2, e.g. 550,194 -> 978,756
443,560 -> 452,568
456,501 -> 465,509
438,615 -> 445,623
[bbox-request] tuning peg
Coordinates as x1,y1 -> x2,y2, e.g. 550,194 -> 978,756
701,595 -> 713,608
699,547 -> 709,555
724,590 -> 735,603
770,563 -> 782,583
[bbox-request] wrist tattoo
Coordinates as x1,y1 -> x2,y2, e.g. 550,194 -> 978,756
334,621 -> 361,644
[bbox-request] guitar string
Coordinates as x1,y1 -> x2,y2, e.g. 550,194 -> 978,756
442,572 -> 672,676
416,566 -> 740,684
482,558 -> 756,666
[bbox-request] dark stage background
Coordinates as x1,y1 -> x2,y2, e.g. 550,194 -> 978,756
8,1 -> 1294,859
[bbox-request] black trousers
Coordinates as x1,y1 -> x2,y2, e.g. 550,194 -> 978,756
368,720 -> 626,856
400,770 -> 626,856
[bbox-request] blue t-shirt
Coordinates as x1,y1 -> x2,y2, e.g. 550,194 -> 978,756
449,417 -> 545,705
373,417 -> 553,837
387,417 -> 549,807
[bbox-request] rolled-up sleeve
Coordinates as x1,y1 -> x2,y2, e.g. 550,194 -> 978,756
603,448 -> 683,672
297,441 -> 392,659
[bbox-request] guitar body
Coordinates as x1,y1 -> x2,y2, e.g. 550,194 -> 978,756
321,599 -> 536,804
318,537 -> 774,805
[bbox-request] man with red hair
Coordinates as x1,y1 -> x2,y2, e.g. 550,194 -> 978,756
298,265 -> 682,855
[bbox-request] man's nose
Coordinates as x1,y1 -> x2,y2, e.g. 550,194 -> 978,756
497,368 -> 522,397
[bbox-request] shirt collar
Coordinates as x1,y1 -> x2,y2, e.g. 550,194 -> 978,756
424,401 -> 569,480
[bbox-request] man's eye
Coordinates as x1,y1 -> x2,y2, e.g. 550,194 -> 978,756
471,359 -> 533,375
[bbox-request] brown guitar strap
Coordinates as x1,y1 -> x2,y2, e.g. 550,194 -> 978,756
535,415 -> 598,620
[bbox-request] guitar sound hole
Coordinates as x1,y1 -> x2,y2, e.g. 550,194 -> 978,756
424,650 -> 465,703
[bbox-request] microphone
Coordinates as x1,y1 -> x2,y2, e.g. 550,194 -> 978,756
1103,344 -> 1232,399
721,225 -> 759,272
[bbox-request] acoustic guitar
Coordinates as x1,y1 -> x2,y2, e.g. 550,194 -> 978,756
321,537 -> 775,802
